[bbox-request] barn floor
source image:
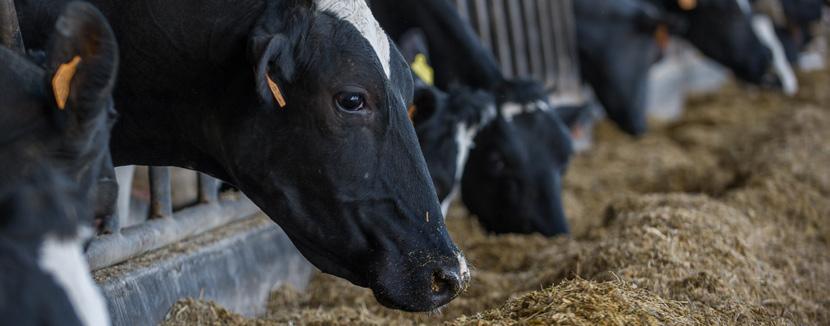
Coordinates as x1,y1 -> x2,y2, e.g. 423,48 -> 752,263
161,67 -> 830,325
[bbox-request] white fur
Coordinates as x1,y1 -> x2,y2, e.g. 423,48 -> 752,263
316,0 -> 391,78
501,100 -> 551,122
752,15 -> 798,95
39,234 -> 111,326
439,121 -> 478,216
439,103 -> 498,217
456,252 -> 470,282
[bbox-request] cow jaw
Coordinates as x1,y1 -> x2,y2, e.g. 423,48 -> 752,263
39,230 -> 110,326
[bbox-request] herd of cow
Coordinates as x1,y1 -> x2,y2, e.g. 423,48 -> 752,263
0,0 -> 824,325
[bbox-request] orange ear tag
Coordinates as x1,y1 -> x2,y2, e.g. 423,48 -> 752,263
52,56 -> 82,110
266,75 -> 287,108
678,0 -> 697,11
655,24 -> 670,51
407,104 -> 417,122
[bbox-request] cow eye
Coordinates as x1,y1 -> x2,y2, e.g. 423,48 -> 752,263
335,92 -> 366,112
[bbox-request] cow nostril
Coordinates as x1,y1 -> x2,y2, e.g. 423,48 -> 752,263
431,269 -> 462,297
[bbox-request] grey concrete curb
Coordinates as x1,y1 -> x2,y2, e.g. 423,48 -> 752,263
94,215 -> 313,326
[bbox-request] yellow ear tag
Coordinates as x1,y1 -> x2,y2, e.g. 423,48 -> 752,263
266,75 -> 287,108
678,0 -> 697,10
407,104 -> 417,121
410,54 -> 434,86
52,56 -> 82,110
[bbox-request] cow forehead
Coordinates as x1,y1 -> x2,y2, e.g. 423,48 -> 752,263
316,0 -> 391,78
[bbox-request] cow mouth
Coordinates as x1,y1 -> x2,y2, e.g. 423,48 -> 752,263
370,252 -> 471,312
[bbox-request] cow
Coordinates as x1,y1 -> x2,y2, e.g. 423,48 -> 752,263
2,0 -> 119,234
461,86 -> 574,237
409,83 -> 497,215
753,0 -> 824,64
574,0 -> 679,136
14,0 -> 468,311
647,0 -> 798,95
2,0 -> 118,231
0,2 -> 115,325
370,0 -> 574,237
397,29 -> 496,215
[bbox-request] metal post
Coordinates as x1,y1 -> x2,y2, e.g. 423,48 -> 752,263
198,173 -> 219,203
491,0 -> 514,77
149,167 -> 172,219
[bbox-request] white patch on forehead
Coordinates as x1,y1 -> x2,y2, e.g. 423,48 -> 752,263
316,0 -> 391,78
39,234 -> 111,326
751,15 -> 798,95
501,100 -> 551,122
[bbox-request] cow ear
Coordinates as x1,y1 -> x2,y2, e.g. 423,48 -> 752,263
411,85 -> 442,125
250,34 -> 295,109
44,2 -> 118,115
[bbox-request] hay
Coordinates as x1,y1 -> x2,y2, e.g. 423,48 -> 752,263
454,279 -> 715,326
162,299 -> 247,326
162,67 -> 830,325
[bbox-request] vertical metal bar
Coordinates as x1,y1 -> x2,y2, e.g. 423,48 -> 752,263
149,167 -> 172,219
523,0 -> 544,80
507,0 -> 528,77
538,0 -> 557,88
561,0 -> 581,95
198,173 -> 219,203
491,0 -> 514,77
455,0 -> 470,22
474,0 -> 493,50
551,0 -> 567,92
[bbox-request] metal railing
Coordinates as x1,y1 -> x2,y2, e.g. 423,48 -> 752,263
86,167 -> 260,271
452,0 -> 584,103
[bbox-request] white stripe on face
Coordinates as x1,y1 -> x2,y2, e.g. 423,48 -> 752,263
39,234 -> 111,326
316,0 -> 392,78
751,15 -> 798,95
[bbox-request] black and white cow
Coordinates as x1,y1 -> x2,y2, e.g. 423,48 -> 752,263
754,0 -> 824,64
462,84 -> 574,237
0,2 -> 115,325
575,0 -> 678,135
2,0 -> 119,233
371,0 -> 575,237
648,0 -> 798,94
15,0 -> 467,311
0,167 -> 109,326
397,29 -> 497,215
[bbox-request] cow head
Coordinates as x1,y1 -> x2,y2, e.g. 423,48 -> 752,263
0,166 -> 110,326
410,85 -> 496,213
222,0 -> 467,311
659,0 -> 796,93
0,1 -> 118,227
0,3 -> 114,324
576,0 -> 668,136
461,80 -> 574,237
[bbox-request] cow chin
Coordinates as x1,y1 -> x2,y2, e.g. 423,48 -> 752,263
242,182 -> 469,312
368,249 -> 470,312
289,224 -> 469,312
